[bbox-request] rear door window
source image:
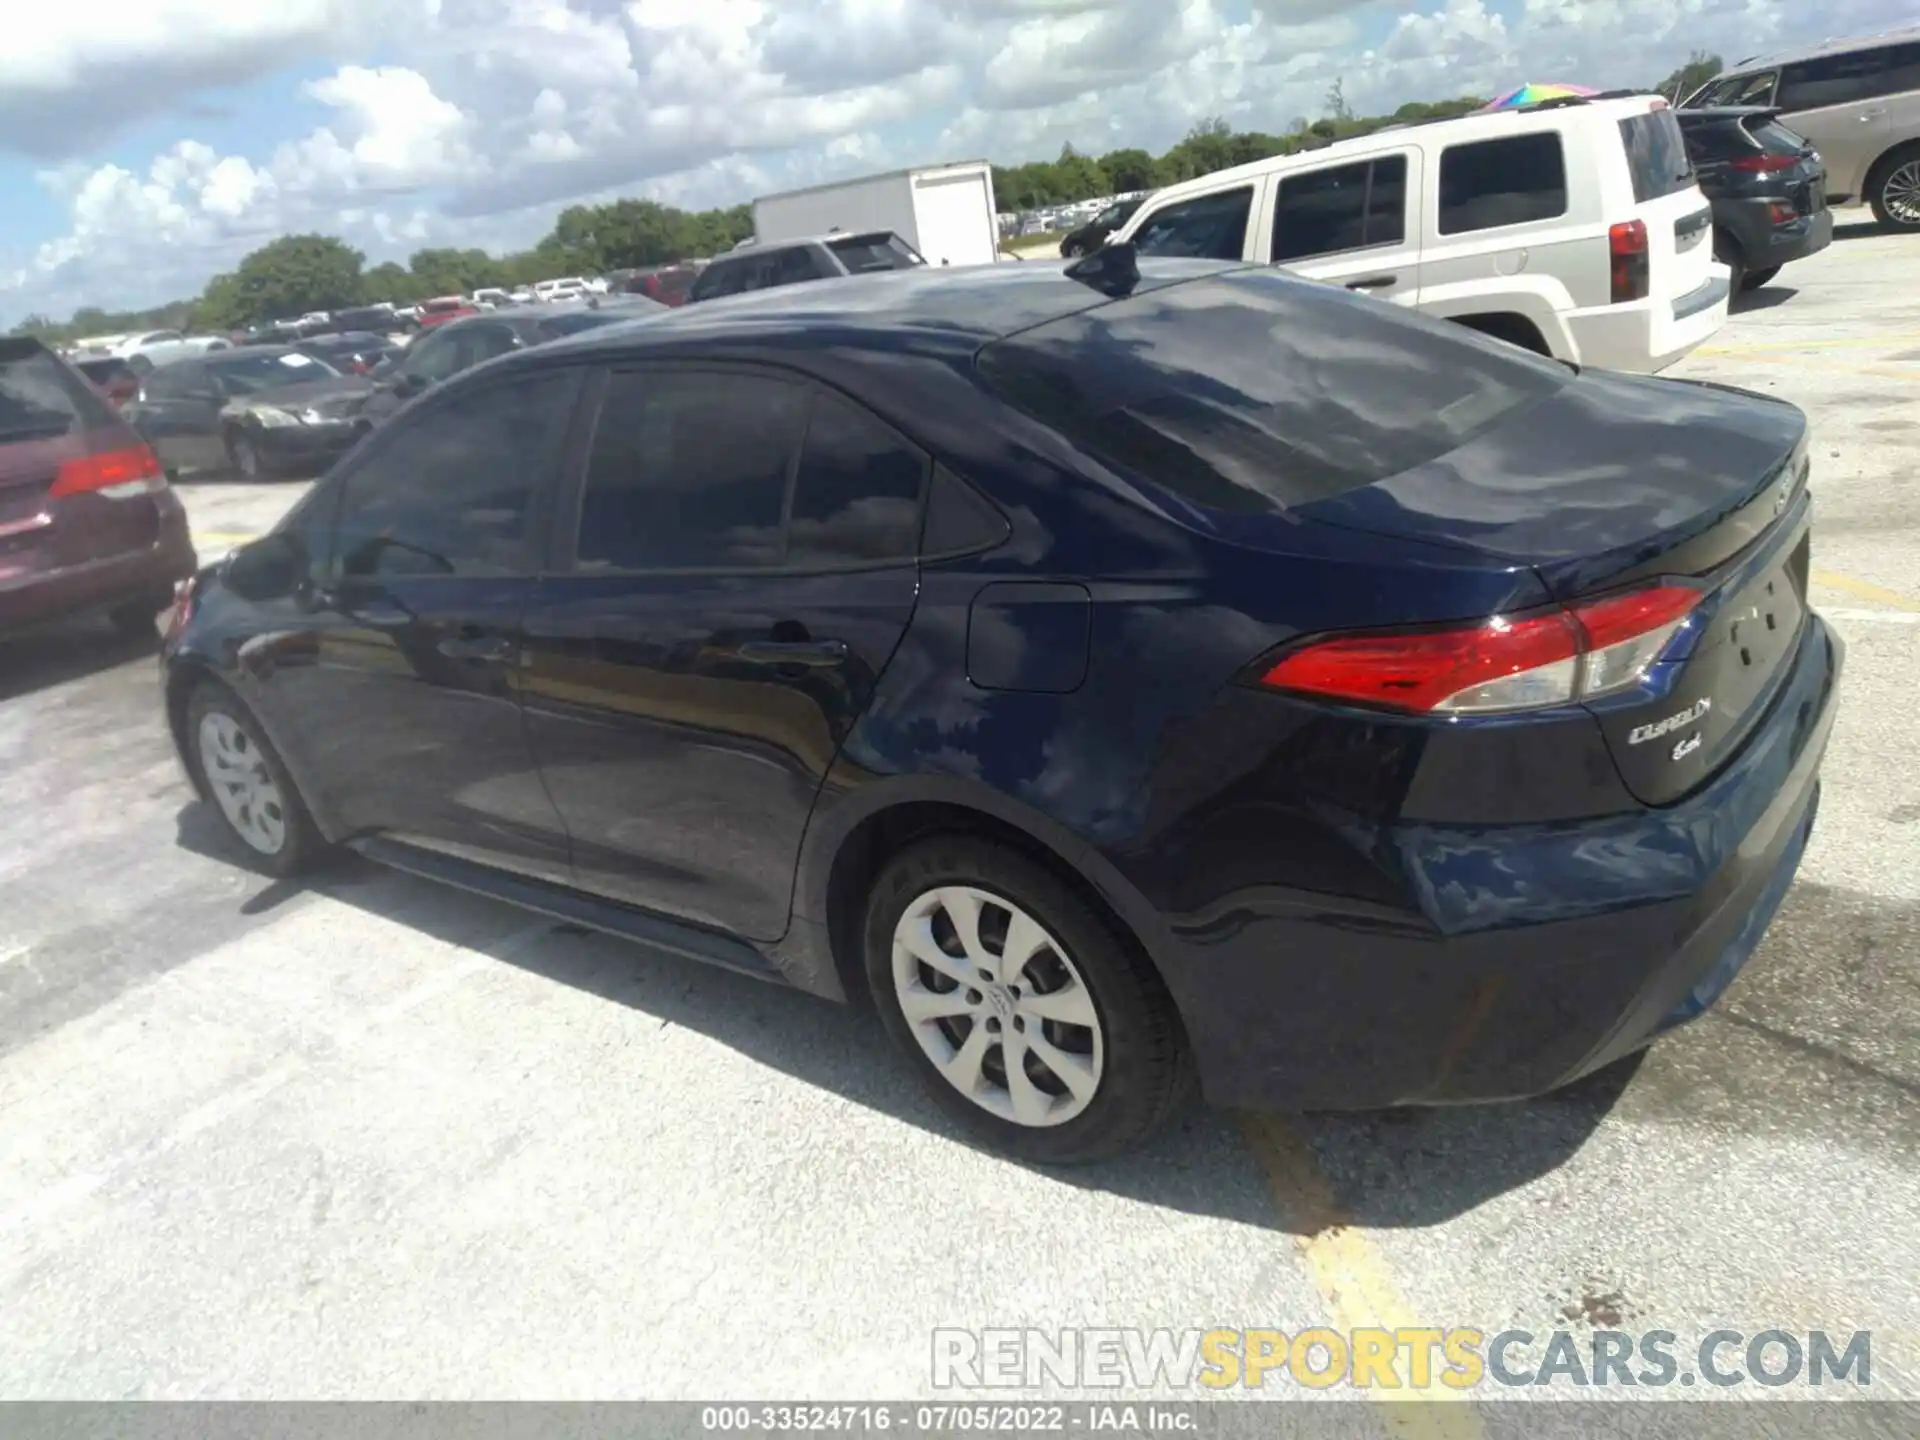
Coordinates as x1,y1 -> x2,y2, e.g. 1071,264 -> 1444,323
975,270 -> 1568,514
1691,72 -> 1777,107
787,392 -> 927,567
1778,49 -> 1890,111
1438,133 -> 1568,234
1271,156 -> 1408,262
1132,187 -> 1254,260
575,370 -> 809,571
1618,110 -> 1697,202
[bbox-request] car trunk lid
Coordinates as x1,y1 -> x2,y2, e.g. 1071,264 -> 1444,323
1297,369 -> 1811,803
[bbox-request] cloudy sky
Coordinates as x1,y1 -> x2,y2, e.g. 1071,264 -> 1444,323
2,0 -> 1912,322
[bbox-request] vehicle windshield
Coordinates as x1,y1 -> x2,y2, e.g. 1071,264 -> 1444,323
827,233 -> 925,273
206,350 -> 341,394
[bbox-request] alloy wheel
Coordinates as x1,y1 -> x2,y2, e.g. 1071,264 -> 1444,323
1882,159 -> 1920,227
197,711 -> 288,855
891,885 -> 1104,1127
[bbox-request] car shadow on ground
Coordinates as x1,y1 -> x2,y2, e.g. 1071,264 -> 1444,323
0,617 -> 157,704
1832,218 -> 1890,242
173,801 -> 1651,1233
1732,285 -> 1799,314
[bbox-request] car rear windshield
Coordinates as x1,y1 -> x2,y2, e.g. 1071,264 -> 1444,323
827,233 -> 923,273
0,341 -> 114,442
975,271 -> 1570,514
1619,109 -> 1696,203
1749,117 -> 1810,155
207,350 -> 341,394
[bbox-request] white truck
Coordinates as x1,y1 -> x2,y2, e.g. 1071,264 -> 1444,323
751,161 -> 1001,268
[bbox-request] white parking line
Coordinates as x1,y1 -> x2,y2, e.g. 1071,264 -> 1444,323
1823,607 -> 1920,626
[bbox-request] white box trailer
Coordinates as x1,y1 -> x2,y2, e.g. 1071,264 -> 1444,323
751,162 -> 1001,269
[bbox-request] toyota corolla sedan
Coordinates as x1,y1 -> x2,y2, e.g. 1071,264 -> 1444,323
158,254 -> 1841,1163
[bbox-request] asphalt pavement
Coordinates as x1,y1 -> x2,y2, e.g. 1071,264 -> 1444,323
0,221 -> 1915,1408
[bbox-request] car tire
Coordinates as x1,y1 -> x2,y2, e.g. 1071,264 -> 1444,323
1741,266 -> 1782,292
864,836 -> 1190,1164
1713,231 -> 1745,296
1867,144 -> 1920,233
225,429 -> 268,479
185,680 -> 326,878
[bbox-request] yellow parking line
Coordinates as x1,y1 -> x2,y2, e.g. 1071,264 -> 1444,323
1696,350 -> 1915,380
1698,334 -> 1920,356
1811,568 -> 1920,613
1239,1112 -> 1485,1438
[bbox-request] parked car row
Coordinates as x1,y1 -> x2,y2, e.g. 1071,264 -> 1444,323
149,251 -> 1840,1164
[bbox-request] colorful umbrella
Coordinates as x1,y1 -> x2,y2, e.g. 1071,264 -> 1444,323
1478,82 -> 1600,111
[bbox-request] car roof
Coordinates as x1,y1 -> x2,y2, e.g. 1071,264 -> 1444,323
532,258 -> 1237,362
1728,23 -> 1920,72
1139,95 -> 1666,206
711,231 -> 896,260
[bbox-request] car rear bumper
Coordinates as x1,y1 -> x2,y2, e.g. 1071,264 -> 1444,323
1564,269 -> 1731,373
0,499 -> 196,634
1163,613 -> 1843,1113
1716,198 -> 1835,270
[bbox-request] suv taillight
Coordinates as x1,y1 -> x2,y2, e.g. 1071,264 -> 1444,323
1731,153 -> 1798,174
1255,586 -> 1703,715
1609,219 -> 1650,304
49,443 -> 166,501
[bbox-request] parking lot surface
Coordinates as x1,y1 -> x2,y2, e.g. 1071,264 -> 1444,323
1,224 -> 1916,1404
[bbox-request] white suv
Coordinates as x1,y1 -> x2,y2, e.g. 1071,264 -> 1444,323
1109,95 -> 1729,373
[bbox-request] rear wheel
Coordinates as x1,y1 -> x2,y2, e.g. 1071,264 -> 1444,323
864,836 -> 1188,1164
1741,265 -> 1782,292
1713,231 -> 1746,296
186,681 -> 325,877
1868,145 -> 1920,232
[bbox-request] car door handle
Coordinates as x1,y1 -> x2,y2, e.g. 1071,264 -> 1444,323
438,634 -> 517,662
1345,274 -> 1398,291
734,639 -> 849,668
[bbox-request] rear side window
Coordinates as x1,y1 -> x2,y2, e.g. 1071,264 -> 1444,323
827,233 -> 923,273
1778,48 -> 1894,111
788,393 -> 927,567
689,261 -> 746,301
975,271 -> 1569,514
1751,118 -> 1811,155
0,343 -> 114,440
1618,110 -> 1696,202
1272,156 -> 1408,262
1438,133 -> 1567,234
1132,187 -> 1253,260
577,371 -> 808,571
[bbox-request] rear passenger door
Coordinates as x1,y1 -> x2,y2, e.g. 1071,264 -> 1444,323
519,367 -> 926,941
1266,151 -> 1421,304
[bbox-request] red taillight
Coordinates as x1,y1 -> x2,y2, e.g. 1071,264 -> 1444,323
1731,153 -> 1798,174
48,443 -> 166,501
1258,585 -> 1702,716
1609,219 -> 1650,304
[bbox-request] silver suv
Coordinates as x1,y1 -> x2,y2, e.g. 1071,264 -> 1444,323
1685,27 -> 1920,230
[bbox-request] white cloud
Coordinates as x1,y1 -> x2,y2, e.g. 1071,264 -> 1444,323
6,0 -> 1920,320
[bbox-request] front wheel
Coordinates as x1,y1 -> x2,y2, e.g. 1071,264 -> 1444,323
1742,265 -> 1782,292
1868,146 -> 1920,232
187,681 -> 326,877
864,837 -> 1189,1164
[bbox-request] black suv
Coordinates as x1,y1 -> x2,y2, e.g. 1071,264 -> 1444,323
1676,107 -> 1833,293
687,232 -> 924,303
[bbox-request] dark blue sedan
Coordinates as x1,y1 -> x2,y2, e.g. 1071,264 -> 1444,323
157,254 -> 1841,1163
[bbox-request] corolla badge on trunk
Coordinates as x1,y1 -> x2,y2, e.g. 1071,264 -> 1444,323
1628,697 -> 1712,746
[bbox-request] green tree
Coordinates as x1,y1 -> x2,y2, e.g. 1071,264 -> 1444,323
361,261 -> 418,305
1096,147 -> 1158,192
210,235 -> 365,327
1325,77 -> 1354,122
407,248 -> 505,297
1051,144 -> 1109,203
